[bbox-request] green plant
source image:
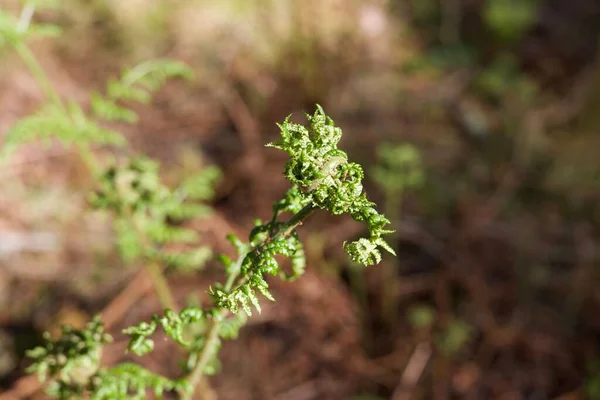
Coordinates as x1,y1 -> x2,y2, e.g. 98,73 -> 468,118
1,0 -> 216,308
26,318 -> 190,399
122,105 -> 395,399
1,2 -> 206,397
586,359 -> 600,399
1,5 -> 395,397
436,319 -> 472,356
408,306 -> 472,357
372,143 -> 424,222
371,143 -> 424,332
475,55 -> 538,104
23,106 -> 395,398
408,303 -> 436,330
2,2 -> 395,397
483,0 -> 538,43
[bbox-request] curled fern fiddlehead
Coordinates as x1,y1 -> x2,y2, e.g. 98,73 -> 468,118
22,101 -> 394,399
179,105 -> 396,398
268,104 -> 396,265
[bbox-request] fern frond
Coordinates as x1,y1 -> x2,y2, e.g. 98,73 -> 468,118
91,59 -> 194,123
107,60 -> 194,104
106,78 -> 151,104
149,247 -> 212,272
91,363 -> 190,400
146,223 -> 199,244
165,203 -> 213,221
218,313 -> 248,340
120,59 -> 194,91
178,166 -> 222,201
0,7 -> 61,49
114,218 -> 142,262
124,308 -> 205,356
372,142 -> 424,193
26,317 -> 112,385
1,104 -> 126,160
90,92 -> 138,124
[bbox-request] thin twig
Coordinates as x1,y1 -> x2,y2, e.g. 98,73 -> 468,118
392,342 -> 432,400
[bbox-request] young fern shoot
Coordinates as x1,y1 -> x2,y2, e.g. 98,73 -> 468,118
25,105 -> 395,399
5,7 -> 395,392
121,106 -> 396,399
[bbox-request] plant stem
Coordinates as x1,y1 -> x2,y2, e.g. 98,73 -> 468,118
14,4 -> 61,109
182,204 -> 315,400
13,7 -> 102,174
14,42 -> 66,113
16,40 -> 102,174
15,0 -> 176,331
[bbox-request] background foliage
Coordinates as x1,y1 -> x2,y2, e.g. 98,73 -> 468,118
1,0 -> 600,398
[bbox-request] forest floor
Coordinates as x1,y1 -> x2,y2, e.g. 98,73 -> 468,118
1,1 -> 600,399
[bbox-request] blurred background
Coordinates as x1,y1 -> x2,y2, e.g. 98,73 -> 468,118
1,0 -> 600,398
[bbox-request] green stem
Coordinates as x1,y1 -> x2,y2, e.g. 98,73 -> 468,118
13,9 -> 102,174
180,255 -> 245,400
14,42 -> 66,113
13,3 -> 104,175
15,0 -> 175,335
182,204 -> 315,400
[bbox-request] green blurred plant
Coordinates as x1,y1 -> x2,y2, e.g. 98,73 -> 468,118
171,106 -> 396,398
1,2 -> 211,398
483,0 -> 538,43
586,359 -> 600,399
371,143 -> 424,332
3,3 -> 394,398
1,7 -> 395,394
27,318 -> 190,399
372,143 -> 425,217
408,305 -> 472,357
476,55 -> 538,104
1,0 -> 215,308
408,303 -> 436,330
436,319 -> 472,356
410,0 -> 439,26
25,106 -> 395,399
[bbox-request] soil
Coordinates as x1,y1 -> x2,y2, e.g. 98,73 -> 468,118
2,2 -> 600,399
